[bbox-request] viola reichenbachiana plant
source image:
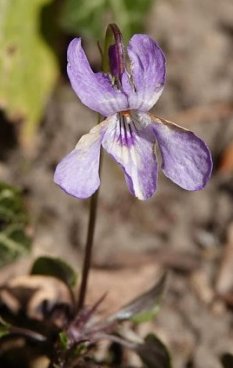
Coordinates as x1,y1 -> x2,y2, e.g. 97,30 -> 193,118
0,24 -> 213,368
54,26 -> 212,200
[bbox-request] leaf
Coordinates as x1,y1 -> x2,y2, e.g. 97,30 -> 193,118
59,331 -> 69,350
221,353 -> 233,368
0,182 -> 31,267
0,225 -> 31,267
0,317 -> 10,338
0,0 -> 58,146
60,0 -> 154,41
108,273 -> 167,323
109,0 -> 154,41
219,141 -> 233,173
0,275 -> 73,322
136,334 -> 172,368
0,182 -> 27,224
31,256 -> 77,288
60,0 -> 106,39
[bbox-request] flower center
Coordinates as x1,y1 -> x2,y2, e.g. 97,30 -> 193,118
121,110 -> 131,117
118,112 -> 135,147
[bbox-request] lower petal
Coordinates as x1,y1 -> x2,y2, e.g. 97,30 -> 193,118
54,121 -> 108,199
102,112 -> 158,200
151,115 -> 213,190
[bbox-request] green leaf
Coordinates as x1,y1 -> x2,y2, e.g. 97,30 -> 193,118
0,182 -> 27,224
109,0 -> 154,41
0,0 -> 58,145
60,0 -> 153,41
0,225 -> 31,267
0,317 -> 10,338
31,256 -> 77,288
59,331 -> 69,350
60,0 -> 106,39
136,334 -> 172,368
0,182 -> 31,267
108,273 -> 167,324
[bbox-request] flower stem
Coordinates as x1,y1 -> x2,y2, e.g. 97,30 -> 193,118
77,24 -> 122,312
77,152 -> 102,311
77,110 -> 103,312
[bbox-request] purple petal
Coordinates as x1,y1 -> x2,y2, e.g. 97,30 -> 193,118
102,112 -> 158,200
67,38 -> 128,116
151,115 -> 213,190
54,121 -> 108,199
124,35 -> 166,111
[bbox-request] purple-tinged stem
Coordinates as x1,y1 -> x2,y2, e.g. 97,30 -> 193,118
77,171 -> 101,311
77,24 -> 123,312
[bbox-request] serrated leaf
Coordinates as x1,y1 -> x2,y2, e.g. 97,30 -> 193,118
0,0 -> 58,145
0,182 -> 27,225
108,273 -> 167,324
0,182 -> 31,267
136,334 -> 172,368
31,256 -> 77,288
60,0 -> 153,41
0,224 -> 31,267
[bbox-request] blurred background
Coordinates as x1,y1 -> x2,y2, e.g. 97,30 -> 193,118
0,0 -> 233,367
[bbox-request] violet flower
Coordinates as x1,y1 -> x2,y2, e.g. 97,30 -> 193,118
54,34 -> 212,200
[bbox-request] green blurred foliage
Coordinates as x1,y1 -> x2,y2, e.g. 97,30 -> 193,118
0,317 -> 10,338
0,0 -> 153,145
0,182 -> 31,267
0,0 -> 58,145
60,0 -> 153,41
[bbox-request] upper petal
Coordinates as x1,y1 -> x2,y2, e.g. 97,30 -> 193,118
67,38 -> 128,116
124,35 -> 166,112
54,120 -> 108,199
150,115 -> 213,190
102,112 -> 158,200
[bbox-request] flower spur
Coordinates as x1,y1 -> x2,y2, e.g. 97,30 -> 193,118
54,29 -> 212,200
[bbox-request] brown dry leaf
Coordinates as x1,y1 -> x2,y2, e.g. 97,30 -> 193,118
219,141 -> 233,173
87,264 -> 162,316
190,270 -> 214,305
216,223 -> 233,295
0,275 -> 72,323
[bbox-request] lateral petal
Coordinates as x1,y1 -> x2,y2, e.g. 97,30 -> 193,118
67,38 -> 128,116
54,120 -> 108,199
151,115 -> 213,190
